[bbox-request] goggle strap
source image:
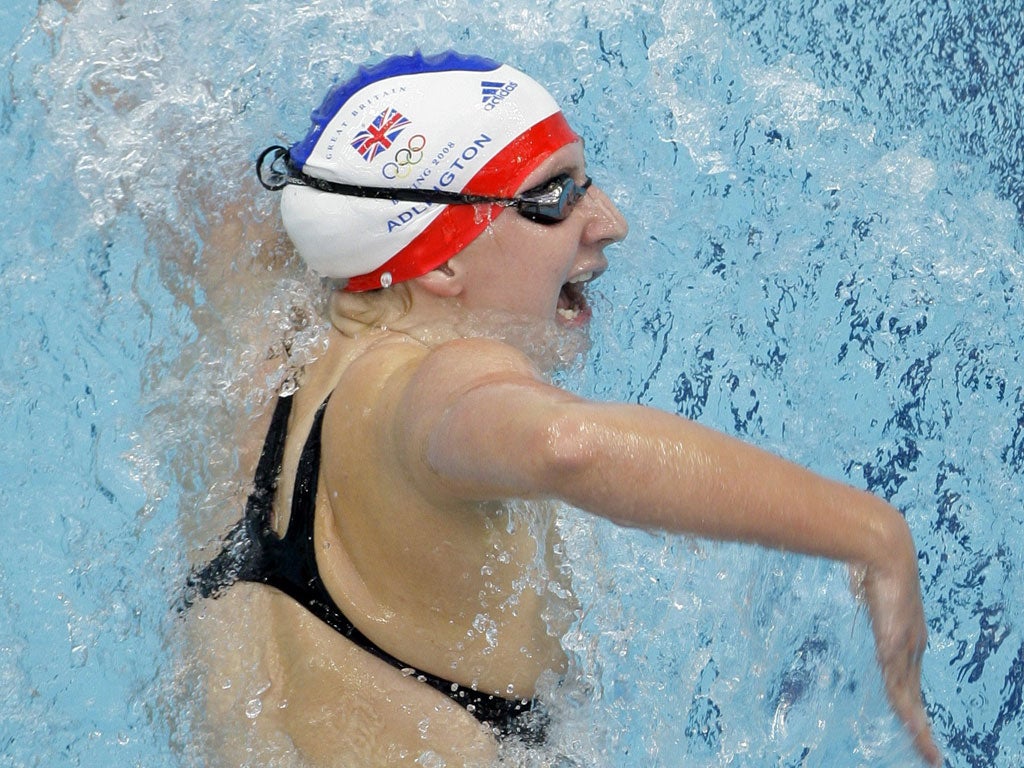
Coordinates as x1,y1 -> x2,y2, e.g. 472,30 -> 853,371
257,145 -> 517,208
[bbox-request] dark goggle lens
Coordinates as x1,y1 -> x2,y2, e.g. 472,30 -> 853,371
515,174 -> 592,224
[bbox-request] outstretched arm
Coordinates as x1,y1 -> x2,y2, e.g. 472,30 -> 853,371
397,339 -> 941,766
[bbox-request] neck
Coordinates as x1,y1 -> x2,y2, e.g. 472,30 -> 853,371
328,284 -> 460,341
328,285 -> 590,374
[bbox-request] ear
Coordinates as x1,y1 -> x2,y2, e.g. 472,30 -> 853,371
411,260 -> 465,298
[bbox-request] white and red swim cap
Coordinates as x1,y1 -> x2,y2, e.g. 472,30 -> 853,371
279,51 -> 578,291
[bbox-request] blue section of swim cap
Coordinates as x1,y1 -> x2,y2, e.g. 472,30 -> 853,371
288,51 -> 501,168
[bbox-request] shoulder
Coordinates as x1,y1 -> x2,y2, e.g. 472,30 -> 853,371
404,337 -> 544,398
320,334 -> 543,452
336,334 -> 543,405
331,336 -> 546,475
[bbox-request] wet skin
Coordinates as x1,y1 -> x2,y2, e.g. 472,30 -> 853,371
194,141 -> 939,766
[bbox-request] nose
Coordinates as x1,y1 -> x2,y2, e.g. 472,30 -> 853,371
581,183 -> 629,245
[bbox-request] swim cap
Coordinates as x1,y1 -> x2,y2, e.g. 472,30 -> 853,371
279,51 -> 578,291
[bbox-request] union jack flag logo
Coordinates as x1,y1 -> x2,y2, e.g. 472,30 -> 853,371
351,108 -> 411,162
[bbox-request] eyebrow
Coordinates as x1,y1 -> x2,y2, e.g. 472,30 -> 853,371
550,143 -> 588,178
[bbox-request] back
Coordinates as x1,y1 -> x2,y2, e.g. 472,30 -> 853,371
191,326 -> 571,766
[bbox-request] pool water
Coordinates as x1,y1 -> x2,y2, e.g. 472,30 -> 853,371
2,0 -> 1022,766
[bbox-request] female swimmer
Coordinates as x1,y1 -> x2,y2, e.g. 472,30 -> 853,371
187,51 -> 940,767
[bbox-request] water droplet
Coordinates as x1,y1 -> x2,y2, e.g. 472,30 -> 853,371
245,698 -> 263,719
70,644 -> 88,667
414,749 -> 446,768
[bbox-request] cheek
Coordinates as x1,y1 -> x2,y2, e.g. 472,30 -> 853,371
488,220 -> 578,307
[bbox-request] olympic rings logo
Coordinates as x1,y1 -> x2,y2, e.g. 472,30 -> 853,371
382,134 -> 427,180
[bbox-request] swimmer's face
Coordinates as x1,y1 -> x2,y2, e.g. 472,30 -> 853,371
451,141 -> 628,326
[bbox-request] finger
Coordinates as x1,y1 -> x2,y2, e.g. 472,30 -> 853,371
912,722 -> 942,767
890,680 -> 941,767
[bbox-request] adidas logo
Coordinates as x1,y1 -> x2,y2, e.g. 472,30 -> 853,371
481,80 -> 519,111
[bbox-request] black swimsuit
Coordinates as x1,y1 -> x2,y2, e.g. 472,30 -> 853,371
183,394 -> 542,741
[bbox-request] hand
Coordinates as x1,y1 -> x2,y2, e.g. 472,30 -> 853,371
855,530 -> 943,767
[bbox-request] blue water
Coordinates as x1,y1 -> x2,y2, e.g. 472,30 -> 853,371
2,1 -> 1022,766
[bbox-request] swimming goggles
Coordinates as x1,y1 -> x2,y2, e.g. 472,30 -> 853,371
256,145 -> 591,225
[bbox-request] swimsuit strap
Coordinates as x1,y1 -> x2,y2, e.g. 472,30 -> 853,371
257,397 -> 539,737
180,395 -> 293,606
183,394 -> 542,740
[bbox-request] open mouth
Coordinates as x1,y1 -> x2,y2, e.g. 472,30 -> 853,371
557,271 -> 596,323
